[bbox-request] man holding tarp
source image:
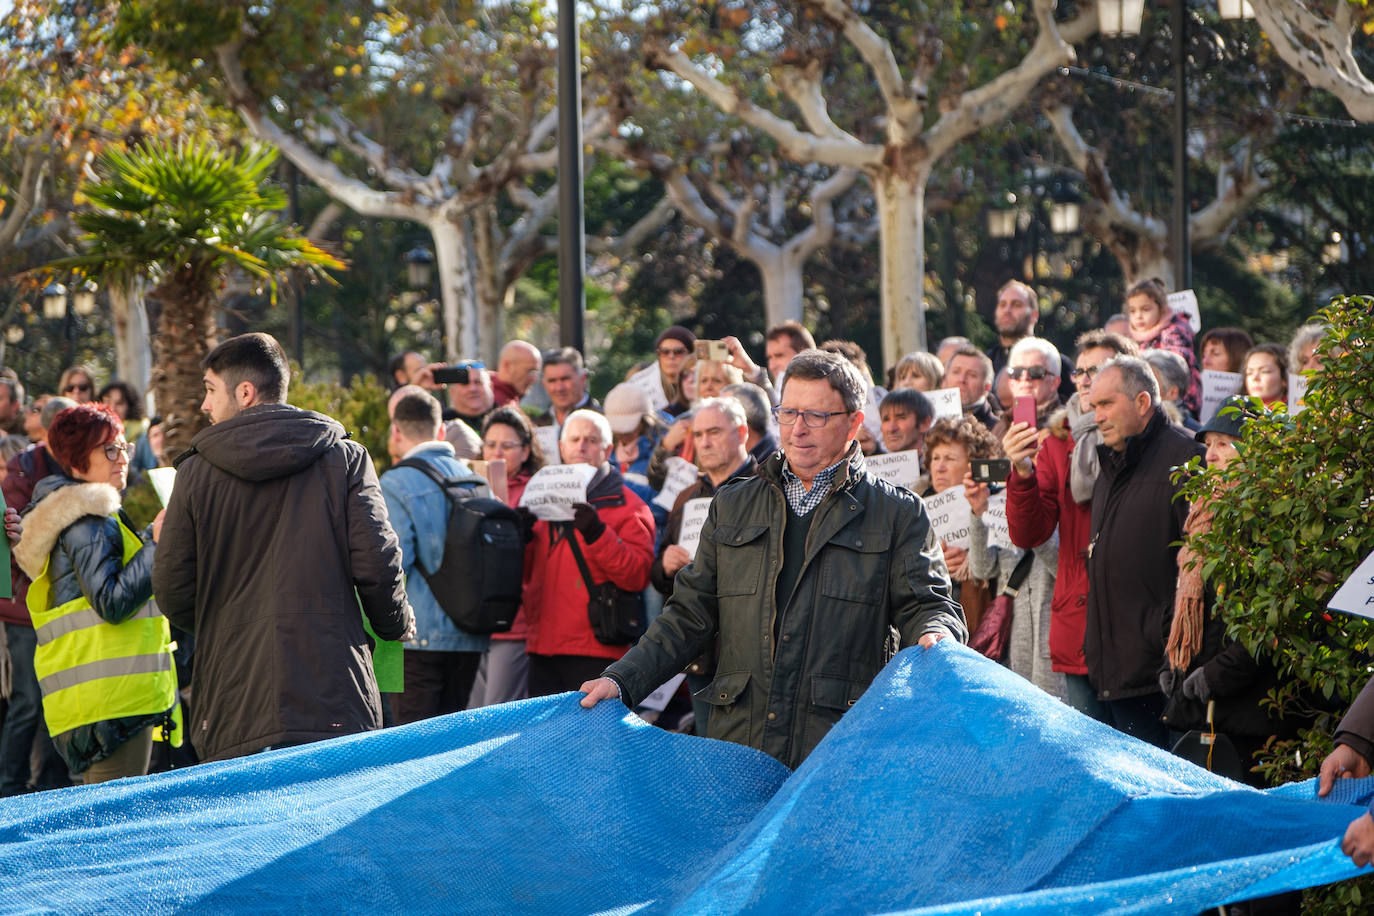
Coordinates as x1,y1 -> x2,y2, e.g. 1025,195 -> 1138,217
581,348 -> 966,769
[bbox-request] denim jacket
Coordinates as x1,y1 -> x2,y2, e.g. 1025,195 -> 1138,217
379,441 -> 490,653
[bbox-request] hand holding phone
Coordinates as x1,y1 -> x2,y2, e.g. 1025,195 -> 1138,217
695,340 -> 730,362
1013,395 -> 1038,430
969,458 -> 1012,484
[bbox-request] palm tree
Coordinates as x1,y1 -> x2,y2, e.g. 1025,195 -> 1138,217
59,139 -> 343,457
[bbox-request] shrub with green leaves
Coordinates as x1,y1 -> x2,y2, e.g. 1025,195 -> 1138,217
1177,295 -> 1374,912
288,369 -> 392,473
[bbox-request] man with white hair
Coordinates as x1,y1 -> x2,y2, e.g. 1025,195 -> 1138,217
522,409 -> 655,696
994,337 -> 1063,438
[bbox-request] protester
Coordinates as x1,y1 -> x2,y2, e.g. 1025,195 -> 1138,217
58,365 -> 97,403
1197,327 -> 1253,374
602,382 -> 666,518
1102,313 -> 1130,337
721,382 -> 779,466
380,389 -> 490,724
935,336 -> 971,367
1319,680 -> 1374,865
491,341 -> 542,407
0,375 -> 25,437
877,388 -> 934,459
943,345 -> 999,429
692,359 -> 744,403
98,381 -> 147,444
537,347 -> 599,433
1123,278 -> 1201,416
763,321 -> 816,384
22,393 -> 50,443
13,403 -> 177,785
152,333 -> 414,762
581,349 -> 965,769
994,337 -> 1063,438
985,281 -> 1076,404
523,410 -> 654,696
387,351 -> 427,391
654,326 -> 696,416
921,417 -> 999,633
1288,323 -> 1328,375
1242,343 -> 1289,409
893,352 -> 943,392
1142,349 -> 1198,430
1081,356 -> 1203,748
467,407 -> 545,708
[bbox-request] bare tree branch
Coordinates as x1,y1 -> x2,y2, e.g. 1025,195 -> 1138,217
804,0 -> 921,131
0,129 -> 53,253
1251,0 -> 1374,122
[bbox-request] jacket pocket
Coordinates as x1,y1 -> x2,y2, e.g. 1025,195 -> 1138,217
697,670 -> 753,745
709,525 -> 769,598
819,529 -> 887,605
803,674 -> 867,756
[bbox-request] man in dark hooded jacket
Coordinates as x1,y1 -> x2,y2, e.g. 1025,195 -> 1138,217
152,333 -> 414,762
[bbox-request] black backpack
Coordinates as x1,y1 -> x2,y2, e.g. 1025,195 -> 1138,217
391,458 -> 524,634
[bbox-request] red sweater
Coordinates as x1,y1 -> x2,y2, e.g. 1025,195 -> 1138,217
1005,431 -> 1090,675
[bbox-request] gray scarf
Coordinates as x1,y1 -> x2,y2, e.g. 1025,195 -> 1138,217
1067,393 -> 1102,504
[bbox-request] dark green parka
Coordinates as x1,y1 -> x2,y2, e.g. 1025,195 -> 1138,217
605,444 -> 966,769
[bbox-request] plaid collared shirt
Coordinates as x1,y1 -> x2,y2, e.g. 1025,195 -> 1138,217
780,456 -> 845,516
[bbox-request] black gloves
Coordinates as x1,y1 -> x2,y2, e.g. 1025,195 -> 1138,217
514,507 -> 538,544
570,502 -> 606,544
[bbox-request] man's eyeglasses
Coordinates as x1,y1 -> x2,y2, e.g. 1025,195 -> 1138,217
1070,365 -> 1102,381
64,383 -> 91,393
1007,366 -> 1050,381
657,347 -> 689,358
102,441 -> 134,462
772,407 -> 850,428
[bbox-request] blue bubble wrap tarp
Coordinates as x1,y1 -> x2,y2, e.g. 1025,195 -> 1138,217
3,642 -> 1371,914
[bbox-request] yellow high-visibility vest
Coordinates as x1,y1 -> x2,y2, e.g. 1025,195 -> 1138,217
27,515 -> 181,744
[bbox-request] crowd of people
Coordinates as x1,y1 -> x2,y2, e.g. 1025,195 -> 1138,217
0,278 -> 1368,883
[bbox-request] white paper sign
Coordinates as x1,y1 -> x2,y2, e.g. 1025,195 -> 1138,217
866,449 -> 922,492
518,464 -> 595,520
147,467 -> 176,507
1328,549 -> 1374,620
862,385 -> 886,443
982,490 -> 1015,552
653,456 -> 699,510
1288,373 -> 1309,415
1167,288 -> 1202,334
925,485 -> 971,550
1200,370 -> 1243,424
533,425 -> 562,466
677,497 -> 713,560
927,387 -> 964,421
627,364 -> 669,412
638,673 -> 687,713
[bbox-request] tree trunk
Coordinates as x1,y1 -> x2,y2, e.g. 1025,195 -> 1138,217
472,205 -> 506,367
150,276 -> 216,459
108,278 -> 153,396
431,215 -> 480,362
758,253 -> 806,329
873,164 -> 931,366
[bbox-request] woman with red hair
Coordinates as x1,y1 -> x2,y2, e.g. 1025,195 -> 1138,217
13,403 -> 179,784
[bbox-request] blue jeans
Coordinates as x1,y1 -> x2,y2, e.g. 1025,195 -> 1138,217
1063,673 -> 1108,723
0,624 -> 70,795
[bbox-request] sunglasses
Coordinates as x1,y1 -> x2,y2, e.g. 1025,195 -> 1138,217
657,347 -> 689,357
64,383 -> 92,393
1007,366 -> 1050,381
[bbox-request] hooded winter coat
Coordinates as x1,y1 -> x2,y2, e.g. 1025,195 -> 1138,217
151,404 -> 412,762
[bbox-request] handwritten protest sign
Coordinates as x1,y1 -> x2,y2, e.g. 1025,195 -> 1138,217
627,364 -> 669,412
1328,549 -> 1374,620
518,464 -> 595,521
982,490 -> 1015,552
866,449 -> 922,492
1200,370 -> 1243,424
925,485 -> 971,550
1167,288 -> 1202,334
654,456 -> 699,511
533,426 -> 562,466
147,467 -> 177,508
927,387 -> 964,421
1288,374 -> 1309,415
677,497 -> 713,560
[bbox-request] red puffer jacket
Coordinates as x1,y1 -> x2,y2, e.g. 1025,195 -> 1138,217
523,464 -> 654,661
1005,427 -> 1090,675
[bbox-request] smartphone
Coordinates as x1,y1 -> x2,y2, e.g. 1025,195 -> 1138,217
695,339 -> 730,362
970,458 -> 1012,484
1013,395 -> 1037,430
432,361 -> 485,385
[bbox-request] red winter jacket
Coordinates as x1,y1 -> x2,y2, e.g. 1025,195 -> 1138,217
0,444 -> 58,626
1005,429 -> 1090,675
523,464 -> 654,661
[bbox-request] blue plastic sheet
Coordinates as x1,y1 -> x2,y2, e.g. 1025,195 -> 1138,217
1,642 -> 1369,914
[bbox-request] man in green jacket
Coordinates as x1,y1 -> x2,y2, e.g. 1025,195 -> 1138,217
581,349 -> 966,769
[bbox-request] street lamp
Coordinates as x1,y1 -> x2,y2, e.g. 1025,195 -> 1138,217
403,244 -> 435,290
987,209 -> 1018,239
1050,201 -> 1081,235
1097,0 -> 1145,36
42,282 -> 68,319
1216,0 -> 1254,20
72,279 -> 98,316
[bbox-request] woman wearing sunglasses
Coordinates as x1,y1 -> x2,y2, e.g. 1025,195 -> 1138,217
13,403 -> 178,785
57,365 -> 97,403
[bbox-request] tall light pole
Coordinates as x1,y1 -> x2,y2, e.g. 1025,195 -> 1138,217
557,0 -> 586,355
1171,0 -> 1190,290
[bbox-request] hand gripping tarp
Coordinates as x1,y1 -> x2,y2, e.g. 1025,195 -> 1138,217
1,642 -> 1370,914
